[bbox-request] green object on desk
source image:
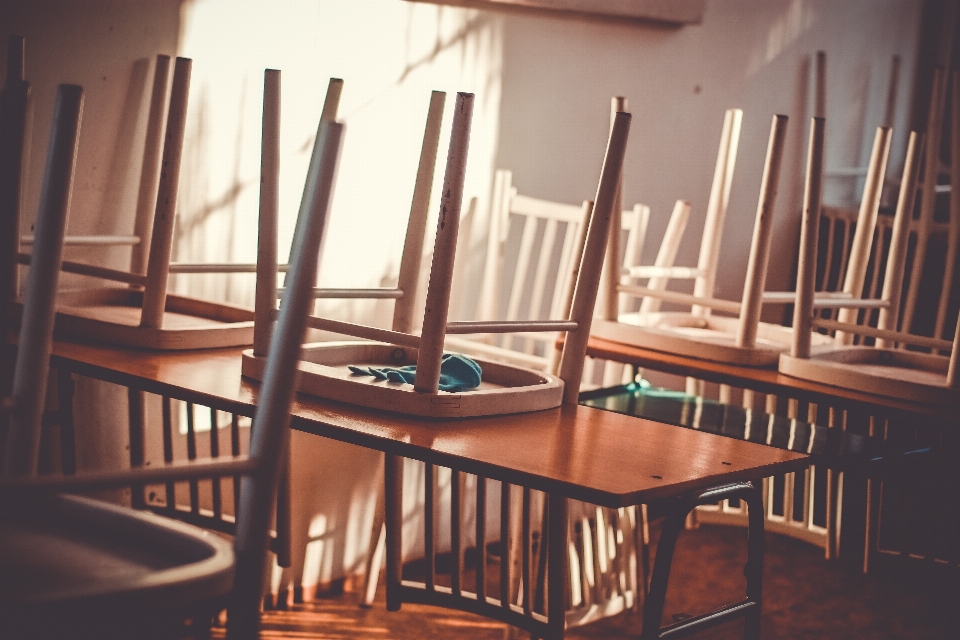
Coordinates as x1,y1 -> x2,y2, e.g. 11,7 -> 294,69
348,352 -> 482,392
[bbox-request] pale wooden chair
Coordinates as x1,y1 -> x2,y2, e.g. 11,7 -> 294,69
243,92 -> 593,417
0,83 -> 344,640
375,110 -> 632,640
12,57 -> 347,350
449,169 -> 648,379
780,118 -> 958,403
591,108 -> 741,360
596,114 -> 902,368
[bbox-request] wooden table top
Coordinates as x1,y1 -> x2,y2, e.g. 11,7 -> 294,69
586,336 -> 959,419
49,339 -> 808,509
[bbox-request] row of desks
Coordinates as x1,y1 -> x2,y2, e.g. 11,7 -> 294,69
63,336 -> 950,637
49,338 -> 809,509
48,336 -> 812,637
585,336 -> 958,420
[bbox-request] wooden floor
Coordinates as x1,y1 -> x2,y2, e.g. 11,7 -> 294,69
209,523 -> 956,639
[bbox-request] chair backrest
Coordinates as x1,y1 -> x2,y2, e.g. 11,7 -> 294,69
471,169 -> 592,359
611,109 -> 741,316
449,169 -> 647,385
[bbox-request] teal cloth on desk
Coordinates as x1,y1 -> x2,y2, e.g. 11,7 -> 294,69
348,353 -> 482,392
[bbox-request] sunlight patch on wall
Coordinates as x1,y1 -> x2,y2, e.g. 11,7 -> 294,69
174,0 -> 503,324
745,0 -> 815,79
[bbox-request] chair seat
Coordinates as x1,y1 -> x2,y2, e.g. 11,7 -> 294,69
0,493 -> 234,634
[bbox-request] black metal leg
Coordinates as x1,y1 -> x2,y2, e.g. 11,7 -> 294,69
127,387 -> 146,508
546,493 -> 568,639
56,368 -> 76,475
640,498 -> 687,639
639,482 -> 765,640
743,483 -> 764,640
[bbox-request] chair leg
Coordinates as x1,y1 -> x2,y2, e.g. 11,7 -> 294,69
640,482 -> 764,640
275,449 -> 292,569
127,387 -> 145,508
361,453 -> 387,608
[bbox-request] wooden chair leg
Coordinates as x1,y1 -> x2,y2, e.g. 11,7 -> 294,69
362,519 -> 386,607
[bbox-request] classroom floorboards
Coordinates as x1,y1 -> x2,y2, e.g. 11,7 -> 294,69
212,522 -> 957,639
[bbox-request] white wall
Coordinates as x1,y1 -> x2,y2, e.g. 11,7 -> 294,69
493,0 -> 921,307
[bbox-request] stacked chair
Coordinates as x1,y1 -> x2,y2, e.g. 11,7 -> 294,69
0,68 -> 345,639
12,54 -> 318,351
240,86 -> 633,636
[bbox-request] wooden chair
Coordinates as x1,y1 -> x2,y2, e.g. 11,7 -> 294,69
448,169 -> 648,381
0,81 -> 344,640
243,92 -> 601,416
780,117 -> 959,404
595,114 -> 899,368
377,110 -> 631,639
591,107 -> 739,348
448,168 -> 651,626
11,57 -> 345,350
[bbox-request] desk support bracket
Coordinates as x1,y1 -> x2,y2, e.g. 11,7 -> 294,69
641,481 -> 763,640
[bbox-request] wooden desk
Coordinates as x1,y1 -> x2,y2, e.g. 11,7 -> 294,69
49,339 -> 808,638
586,336 -> 959,419
50,340 -> 807,508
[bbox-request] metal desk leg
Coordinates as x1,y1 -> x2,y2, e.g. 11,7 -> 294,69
127,387 -> 146,508
385,452 -> 404,612
56,368 -> 76,475
547,493 -> 569,639
641,481 -> 764,640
